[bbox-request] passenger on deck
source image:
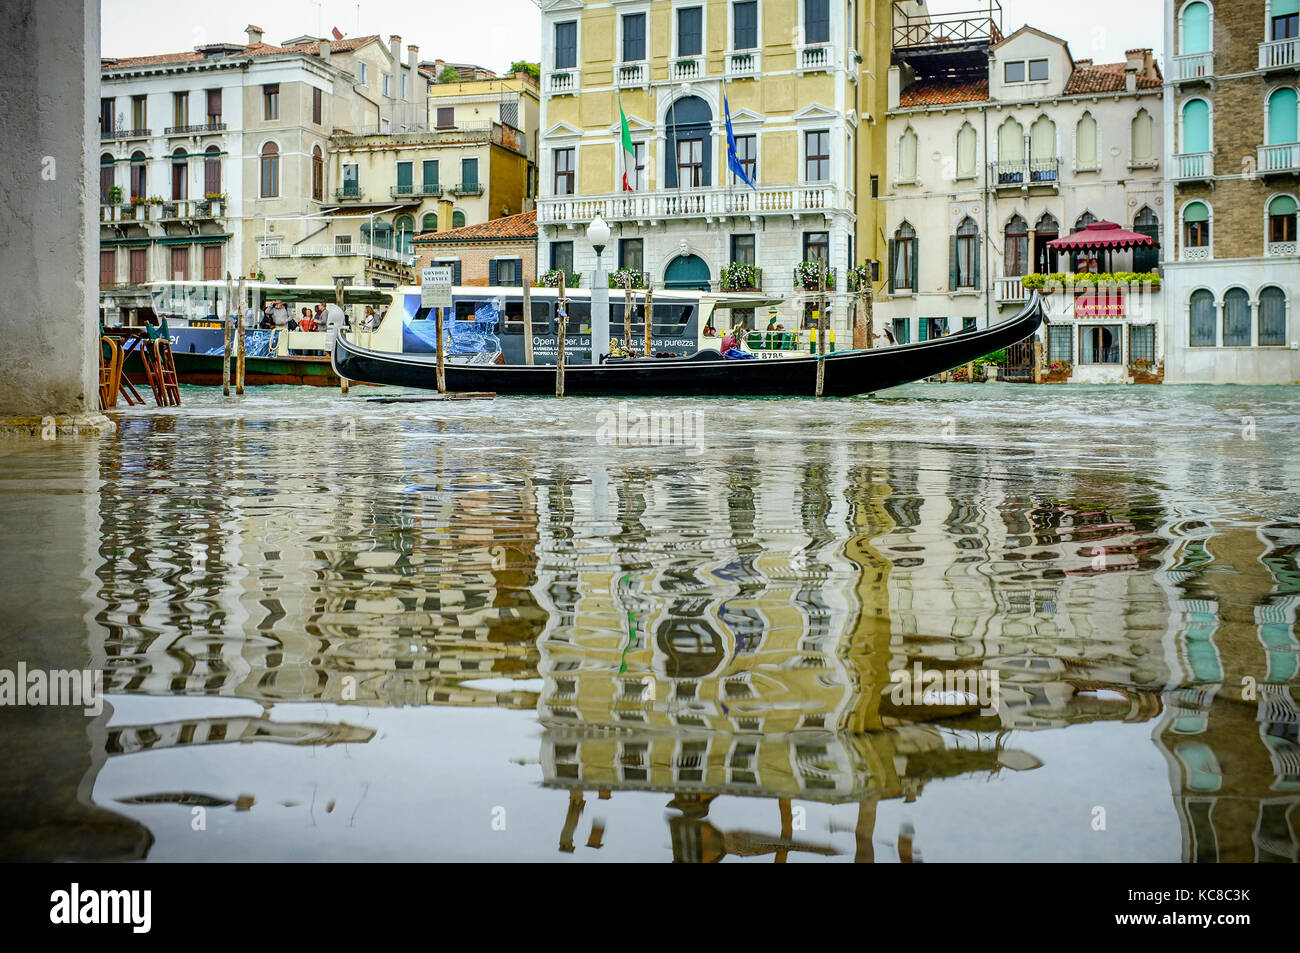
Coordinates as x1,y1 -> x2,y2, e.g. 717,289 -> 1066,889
297,307 -> 317,332
270,299 -> 290,327
720,326 -> 739,353
362,305 -> 378,331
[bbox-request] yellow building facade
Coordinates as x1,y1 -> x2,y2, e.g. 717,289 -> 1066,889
537,0 -> 891,329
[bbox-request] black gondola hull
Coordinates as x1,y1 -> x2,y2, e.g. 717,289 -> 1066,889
332,294 -> 1043,398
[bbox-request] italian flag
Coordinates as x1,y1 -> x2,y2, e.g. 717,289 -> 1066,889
619,95 -> 635,192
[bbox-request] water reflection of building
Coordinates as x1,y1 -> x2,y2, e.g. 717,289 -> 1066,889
1155,522 -> 1300,862
531,453 -> 1048,860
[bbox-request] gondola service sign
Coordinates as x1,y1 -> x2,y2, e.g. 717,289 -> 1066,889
421,266 -> 453,309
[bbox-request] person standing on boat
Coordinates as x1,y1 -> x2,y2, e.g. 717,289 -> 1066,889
270,299 -> 290,328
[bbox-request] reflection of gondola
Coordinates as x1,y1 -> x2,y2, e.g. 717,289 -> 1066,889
332,294 -> 1044,397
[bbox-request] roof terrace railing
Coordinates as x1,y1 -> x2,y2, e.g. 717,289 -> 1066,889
893,1 -> 1003,50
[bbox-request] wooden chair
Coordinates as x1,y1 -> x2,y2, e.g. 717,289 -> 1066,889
151,339 -> 181,406
99,336 -> 122,410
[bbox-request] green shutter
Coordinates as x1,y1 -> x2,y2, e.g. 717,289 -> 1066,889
887,240 -> 896,294
973,236 -> 981,288
453,261 -> 462,285
488,258 -> 499,285
910,239 -> 919,293
949,236 -> 959,291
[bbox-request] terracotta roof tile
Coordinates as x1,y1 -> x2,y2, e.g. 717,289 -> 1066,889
1064,60 -> 1163,94
102,34 -> 379,70
898,76 -> 989,107
413,210 -> 537,244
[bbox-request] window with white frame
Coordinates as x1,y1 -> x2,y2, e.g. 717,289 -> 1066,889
1004,58 -> 1049,84
554,21 -> 578,70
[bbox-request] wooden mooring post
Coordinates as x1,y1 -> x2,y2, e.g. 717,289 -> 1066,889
522,279 -> 534,365
815,261 -> 828,398
643,283 -> 653,358
235,275 -> 246,394
556,273 -> 568,398
335,277 -> 350,394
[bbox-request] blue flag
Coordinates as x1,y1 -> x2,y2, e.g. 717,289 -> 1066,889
724,94 -> 756,190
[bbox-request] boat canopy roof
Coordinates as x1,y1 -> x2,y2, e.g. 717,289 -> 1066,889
387,284 -> 786,308
144,280 -> 396,306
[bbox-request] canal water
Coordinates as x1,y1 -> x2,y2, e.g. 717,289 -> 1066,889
1,383 -> 1298,862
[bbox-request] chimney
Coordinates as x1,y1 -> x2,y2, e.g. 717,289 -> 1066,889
390,35 -> 401,66
245,24 -> 263,46
408,45 -> 419,98
438,198 -> 453,232
1125,48 -> 1144,92
320,38 -> 331,63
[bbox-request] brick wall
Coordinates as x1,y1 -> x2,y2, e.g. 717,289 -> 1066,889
1174,0 -> 1278,260
413,239 -> 536,286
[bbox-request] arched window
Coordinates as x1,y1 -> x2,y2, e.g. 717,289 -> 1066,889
955,123 -> 976,178
1223,288 -> 1252,347
129,150 -> 146,201
1035,212 -> 1060,272
203,145 -> 221,197
100,153 -> 115,204
997,117 -> 1025,182
1181,1 -> 1211,55
898,126 -> 918,182
1267,87 -> 1298,147
1268,194 -> 1298,249
890,221 -> 917,292
312,145 -> 323,201
664,95 -> 712,188
1131,109 -> 1156,165
1259,287 -> 1287,347
394,215 -> 414,255
952,217 -> 980,290
372,221 -> 392,250
1076,112 -> 1099,170
1134,207 -> 1160,272
1074,211 -> 1097,233
260,141 -> 279,198
421,212 -> 438,232
1189,289 -> 1216,347
1182,99 -> 1210,154
1004,214 -> 1029,277
1183,201 -> 1211,256
170,147 -> 187,201
452,210 -> 466,228
1030,115 -> 1057,181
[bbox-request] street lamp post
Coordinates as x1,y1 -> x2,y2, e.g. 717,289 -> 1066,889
588,214 -> 611,365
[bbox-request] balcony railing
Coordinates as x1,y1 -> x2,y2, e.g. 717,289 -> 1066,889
892,2 -> 1003,49
995,276 -> 1031,304
164,122 -> 227,135
100,127 -> 151,141
450,182 -> 484,196
1180,245 -> 1212,262
1172,152 -> 1214,181
391,183 -> 443,199
726,50 -> 761,78
615,62 -> 647,88
158,198 -> 223,220
991,158 -> 1060,187
547,69 -> 579,95
671,58 -> 702,82
1260,37 -> 1300,71
1267,240 -> 1298,257
259,241 -> 414,267
1171,51 -> 1214,82
334,186 -> 364,201
797,44 -> 831,73
538,183 -> 842,226
1258,142 -> 1300,175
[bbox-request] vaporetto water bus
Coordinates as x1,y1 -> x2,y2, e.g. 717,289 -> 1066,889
133,281 -> 792,385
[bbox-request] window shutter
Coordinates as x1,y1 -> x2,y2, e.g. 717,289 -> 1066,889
973,236 -> 981,288
489,258 -> 499,286
453,261 -> 462,285
887,240 -> 896,294
513,257 -> 524,286
948,236 -> 959,291
910,239 -> 919,293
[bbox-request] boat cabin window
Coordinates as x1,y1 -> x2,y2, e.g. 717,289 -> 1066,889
501,299 -> 552,330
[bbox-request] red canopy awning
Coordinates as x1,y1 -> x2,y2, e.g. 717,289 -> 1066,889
1047,221 -> 1156,250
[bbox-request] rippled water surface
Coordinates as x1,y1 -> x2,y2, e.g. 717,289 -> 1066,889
2,383 -> 1298,862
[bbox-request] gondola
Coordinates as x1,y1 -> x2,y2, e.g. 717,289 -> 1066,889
331,292 -> 1044,398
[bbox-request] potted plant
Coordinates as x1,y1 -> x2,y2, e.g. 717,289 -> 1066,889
609,268 -> 646,290
795,260 -> 835,290
129,195 -> 145,206
720,262 -> 761,291
108,185 -> 122,206
848,263 -> 873,291
537,269 -> 581,289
